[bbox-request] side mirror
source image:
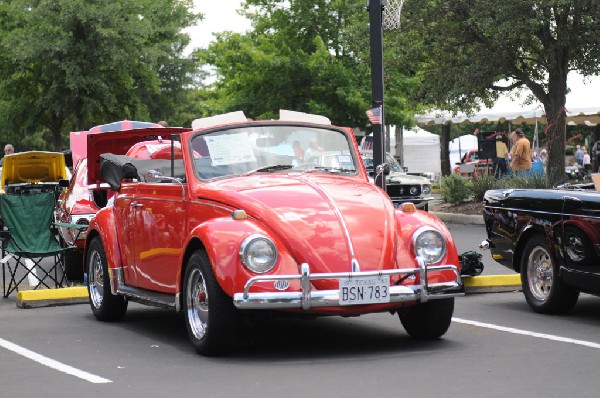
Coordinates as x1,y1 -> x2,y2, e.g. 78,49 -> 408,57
376,163 -> 390,176
58,179 -> 70,188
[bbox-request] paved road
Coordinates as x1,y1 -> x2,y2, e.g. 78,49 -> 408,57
2,292 -> 600,397
445,222 -> 516,276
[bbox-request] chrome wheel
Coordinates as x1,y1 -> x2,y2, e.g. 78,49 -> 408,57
89,249 -> 104,309
186,268 -> 209,340
526,246 -> 553,302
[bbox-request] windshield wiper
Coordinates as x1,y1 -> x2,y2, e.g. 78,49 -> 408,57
303,166 -> 355,174
245,165 -> 293,175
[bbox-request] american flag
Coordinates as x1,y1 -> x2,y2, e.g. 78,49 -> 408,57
366,106 -> 382,125
361,136 -> 374,150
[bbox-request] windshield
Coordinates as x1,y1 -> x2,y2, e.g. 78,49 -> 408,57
361,152 -> 404,173
190,125 -> 357,180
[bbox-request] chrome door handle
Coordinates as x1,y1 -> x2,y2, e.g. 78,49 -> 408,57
130,202 -> 144,208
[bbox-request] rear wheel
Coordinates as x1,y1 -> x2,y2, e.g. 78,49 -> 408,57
87,236 -> 127,321
521,235 -> 579,314
399,298 -> 454,339
183,250 -> 240,356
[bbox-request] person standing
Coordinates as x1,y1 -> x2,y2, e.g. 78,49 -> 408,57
510,129 -> 532,177
0,143 -> 14,167
493,134 -> 508,178
583,148 -> 591,171
575,145 -> 584,166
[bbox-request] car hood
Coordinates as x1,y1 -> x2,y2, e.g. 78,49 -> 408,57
386,172 -> 429,185
204,174 -> 397,276
1,151 -> 67,186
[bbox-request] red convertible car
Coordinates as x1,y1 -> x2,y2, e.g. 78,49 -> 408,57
83,111 -> 464,355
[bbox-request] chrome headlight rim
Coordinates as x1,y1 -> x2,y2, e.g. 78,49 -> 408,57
421,184 -> 432,195
239,234 -> 278,274
412,226 -> 447,265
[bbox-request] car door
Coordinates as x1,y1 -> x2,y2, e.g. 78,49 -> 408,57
120,182 -> 187,293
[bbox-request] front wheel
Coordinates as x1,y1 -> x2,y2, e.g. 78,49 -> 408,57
399,298 -> 454,339
520,235 -> 579,314
183,250 -> 240,356
87,236 -> 127,321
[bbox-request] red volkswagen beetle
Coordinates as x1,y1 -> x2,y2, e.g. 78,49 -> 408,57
84,111 -> 463,355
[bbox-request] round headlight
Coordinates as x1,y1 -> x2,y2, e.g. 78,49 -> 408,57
240,235 -> 278,273
413,228 -> 446,264
409,186 -> 419,196
422,185 -> 432,195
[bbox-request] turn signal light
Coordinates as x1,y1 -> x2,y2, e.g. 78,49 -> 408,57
400,202 -> 416,212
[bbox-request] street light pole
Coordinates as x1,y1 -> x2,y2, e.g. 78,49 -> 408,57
368,0 -> 386,190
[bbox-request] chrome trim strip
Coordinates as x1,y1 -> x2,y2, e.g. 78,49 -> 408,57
232,261 -> 463,310
484,205 -> 600,219
189,200 -> 236,213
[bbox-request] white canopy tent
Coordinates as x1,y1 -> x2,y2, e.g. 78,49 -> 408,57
393,127 -> 442,177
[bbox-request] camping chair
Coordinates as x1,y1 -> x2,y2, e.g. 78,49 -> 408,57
0,191 -> 73,297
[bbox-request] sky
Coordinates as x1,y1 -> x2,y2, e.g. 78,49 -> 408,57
189,1 -> 599,113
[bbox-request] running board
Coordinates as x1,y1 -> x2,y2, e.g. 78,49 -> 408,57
117,284 -> 178,310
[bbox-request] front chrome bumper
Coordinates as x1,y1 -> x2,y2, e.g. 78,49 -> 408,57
233,260 -> 464,310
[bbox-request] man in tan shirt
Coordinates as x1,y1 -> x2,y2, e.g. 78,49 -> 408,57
510,129 -> 531,176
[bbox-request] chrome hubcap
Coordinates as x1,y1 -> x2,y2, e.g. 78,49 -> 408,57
186,268 -> 209,340
89,250 -> 104,308
527,246 -> 553,301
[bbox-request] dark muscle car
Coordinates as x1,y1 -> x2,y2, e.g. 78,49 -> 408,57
481,183 -> 600,314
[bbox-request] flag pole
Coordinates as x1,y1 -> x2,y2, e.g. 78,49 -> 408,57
368,0 -> 386,191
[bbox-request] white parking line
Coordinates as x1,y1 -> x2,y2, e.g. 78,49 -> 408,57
453,317 -> 600,349
0,337 -> 112,384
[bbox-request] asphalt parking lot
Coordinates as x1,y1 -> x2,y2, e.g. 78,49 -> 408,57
2,290 -> 600,397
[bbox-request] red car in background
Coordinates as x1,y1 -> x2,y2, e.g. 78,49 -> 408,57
83,110 -> 464,355
453,149 -> 493,177
55,121 -> 190,280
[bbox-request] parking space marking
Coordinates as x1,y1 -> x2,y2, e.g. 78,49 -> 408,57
0,337 -> 112,383
453,317 -> 600,349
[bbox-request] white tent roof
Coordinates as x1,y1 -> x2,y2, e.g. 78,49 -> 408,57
416,106 -> 600,126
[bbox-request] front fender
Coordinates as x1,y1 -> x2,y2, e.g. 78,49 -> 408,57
185,217 -> 297,297
395,208 -> 460,275
86,206 -> 123,272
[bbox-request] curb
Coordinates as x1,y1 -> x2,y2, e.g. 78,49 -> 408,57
16,286 -> 88,309
430,211 -> 484,225
463,274 -> 521,294
10,274 -> 521,308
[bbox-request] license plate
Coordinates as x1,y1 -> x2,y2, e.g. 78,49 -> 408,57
339,275 -> 390,306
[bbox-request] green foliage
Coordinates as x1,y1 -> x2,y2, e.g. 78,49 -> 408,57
0,0 -> 199,150
197,0 -> 420,128
466,172 -> 553,203
440,174 -> 470,205
469,173 -> 498,202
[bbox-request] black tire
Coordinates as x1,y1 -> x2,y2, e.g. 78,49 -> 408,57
399,298 -> 454,339
183,250 -> 240,356
87,236 -> 128,321
64,248 -> 84,282
520,235 -> 579,314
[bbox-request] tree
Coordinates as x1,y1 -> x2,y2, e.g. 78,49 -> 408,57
0,0 -> 199,150
397,0 -> 600,184
196,0 -> 420,129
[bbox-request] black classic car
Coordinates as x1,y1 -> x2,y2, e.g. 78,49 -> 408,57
360,150 -> 433,211
480,183 -> 600,314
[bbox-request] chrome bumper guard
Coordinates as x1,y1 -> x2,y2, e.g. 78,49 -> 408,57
233,259 -> 464,310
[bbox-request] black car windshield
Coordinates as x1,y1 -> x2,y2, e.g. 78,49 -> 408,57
191,125 -> 357,180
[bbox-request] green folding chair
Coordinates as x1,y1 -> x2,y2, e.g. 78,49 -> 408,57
0,192 -> 72,297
